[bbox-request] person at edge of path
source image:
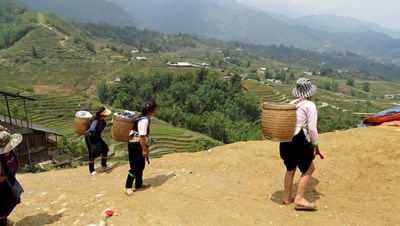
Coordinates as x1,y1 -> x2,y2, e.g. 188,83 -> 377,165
0,125 -> 24,226
279,77 -> 324,211
124,100 -> 157,196
85,107 -> 112,175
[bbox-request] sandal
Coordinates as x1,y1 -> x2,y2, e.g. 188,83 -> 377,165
295,204 -> 317,211
102,164 -> 113,172
125,188 -> 134,196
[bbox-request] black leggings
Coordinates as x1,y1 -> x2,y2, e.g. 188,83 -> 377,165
0,203 -> 16,226
125,143 -> 145,189
85,137 -> 109,173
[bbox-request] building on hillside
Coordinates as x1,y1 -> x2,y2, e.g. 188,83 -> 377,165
0,90 -> 63,169
199,62 -> 210,66
266,79 -> 283,84
383,94 -> 395,99
257,67 -> 266,75
337,68 -> 350,74
166,62 -> 199,67
130,56 -> 147,62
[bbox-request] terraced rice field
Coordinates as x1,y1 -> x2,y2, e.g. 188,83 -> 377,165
242,80 -> 288,104
270,82 -> 397,113
0,87 -> 220,160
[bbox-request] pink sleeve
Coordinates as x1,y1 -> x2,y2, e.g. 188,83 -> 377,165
306,103 -> 319,145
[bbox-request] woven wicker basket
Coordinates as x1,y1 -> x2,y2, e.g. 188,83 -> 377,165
261,102 -> 297,142
74,117 -> 90,135
111,115 -> 135,142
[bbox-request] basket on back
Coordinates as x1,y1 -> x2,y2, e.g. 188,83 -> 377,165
111,111 -> 135,142
261,102 -> 296,142
74,111 -> 92,135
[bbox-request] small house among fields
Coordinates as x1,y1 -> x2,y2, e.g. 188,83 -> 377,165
166,62 -> 199,67
0,90 -> 63,168
130,56 -> 147,62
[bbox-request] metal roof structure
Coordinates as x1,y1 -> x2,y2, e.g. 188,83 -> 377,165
0,115 -> 63,136
0,90 -> 36,101
0,90 -> 62,170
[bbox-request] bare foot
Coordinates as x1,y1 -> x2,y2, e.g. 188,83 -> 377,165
294,197 -> 315,208
282,198 -> 295,205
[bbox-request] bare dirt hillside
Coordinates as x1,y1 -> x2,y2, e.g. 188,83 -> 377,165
9,126 -> 400,226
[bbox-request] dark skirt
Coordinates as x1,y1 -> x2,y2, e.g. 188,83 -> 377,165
279,130 -> 315,173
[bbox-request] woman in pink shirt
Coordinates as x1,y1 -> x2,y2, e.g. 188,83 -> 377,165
279,77 -> 323,211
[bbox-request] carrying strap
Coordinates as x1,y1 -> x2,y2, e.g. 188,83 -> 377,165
292,98 -> 307,107
133,116 -> 150,135
291,98 -> 310,133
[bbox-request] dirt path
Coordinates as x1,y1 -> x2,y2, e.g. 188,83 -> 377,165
9,126 -> 400,225
37,13 -> 70,49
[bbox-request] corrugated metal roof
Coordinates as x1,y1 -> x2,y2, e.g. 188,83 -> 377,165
0,115 -> 63,136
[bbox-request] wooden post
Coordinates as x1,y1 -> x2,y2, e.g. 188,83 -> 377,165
5,96 -> 12,125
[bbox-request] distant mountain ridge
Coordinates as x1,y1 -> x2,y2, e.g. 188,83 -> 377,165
2,0 -> 400,65
13,0 -> 137,26
108,0 -> 400,64
109,0 -> 316,47
269,13 -> 400,39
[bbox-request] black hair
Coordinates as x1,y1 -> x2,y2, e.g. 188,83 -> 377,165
138,100 -> 157,117
95,107 -> 106,120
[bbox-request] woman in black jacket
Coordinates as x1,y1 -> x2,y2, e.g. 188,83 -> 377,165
0,127 -> 23,226
85,107 -> 112,175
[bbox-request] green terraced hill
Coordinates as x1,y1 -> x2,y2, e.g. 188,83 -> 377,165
242,80 -> 288,104
0,86 -> 221,160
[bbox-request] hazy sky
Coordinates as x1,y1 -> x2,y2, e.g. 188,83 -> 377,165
237,0 -> 400,30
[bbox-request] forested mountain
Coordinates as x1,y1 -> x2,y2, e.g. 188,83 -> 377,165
4,0 -> 137,26
1,2 -> 399,81
107,0 -> 400,64
109,0 -> 317,47
268,13 -> 400,39
6,0 -> 400,64
1,3 -> 399,145
77,22 -> 400,81
0,3 -> 262,143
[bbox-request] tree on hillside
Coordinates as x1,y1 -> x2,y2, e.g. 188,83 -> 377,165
205,111 -> 228,143
320,80 -> 339,92
264,69 -> 273,79
275,70 -> 286,81
196,67 -> 208,83
247,73 -> 259,81
96,80 -> 109,104
170,82 -> 191,104
363,82 -> 370,92
104,69 -> 260,143
31,46 -> 38,58
286,71 -> 295,83
246,60 -> 251,68
346,77 -> 355,87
